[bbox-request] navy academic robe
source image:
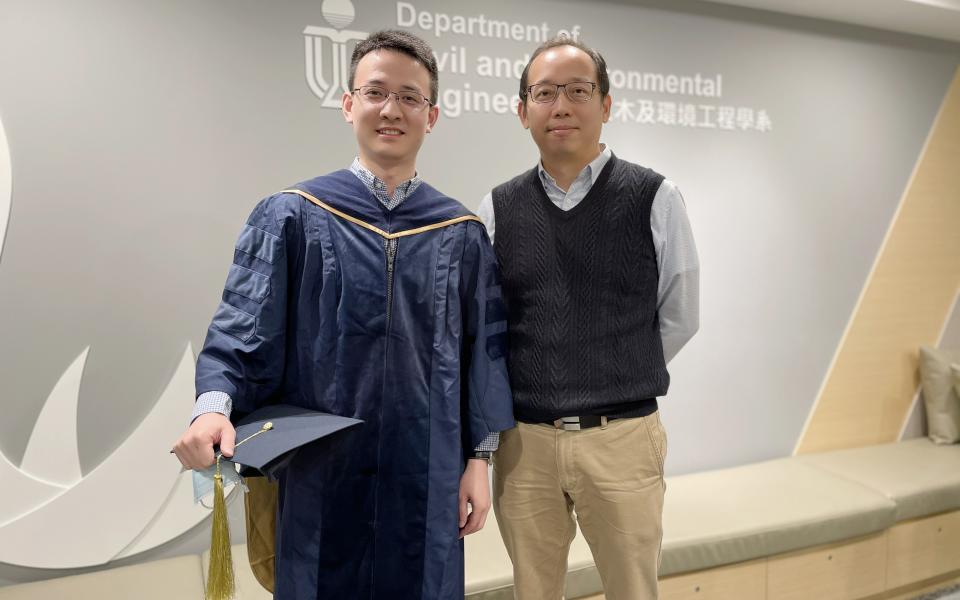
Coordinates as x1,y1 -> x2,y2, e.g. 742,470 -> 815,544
195,170 -> 515,599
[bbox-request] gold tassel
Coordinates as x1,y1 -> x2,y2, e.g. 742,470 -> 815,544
206,457 -> 235,600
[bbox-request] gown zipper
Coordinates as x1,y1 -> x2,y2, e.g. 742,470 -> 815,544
370,236 -> 399,595
384,238 -> 398,327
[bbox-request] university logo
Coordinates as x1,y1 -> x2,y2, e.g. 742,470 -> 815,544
304,0 -> 368,108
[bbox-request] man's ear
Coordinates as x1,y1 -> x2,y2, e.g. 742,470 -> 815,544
601,93 -> 612,123
342,92 -> 355,123
425,104 -> 440,133
517,99 -> 530,130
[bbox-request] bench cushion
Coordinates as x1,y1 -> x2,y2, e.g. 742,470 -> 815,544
660,458 -> 896,576
796,437 -> 960,521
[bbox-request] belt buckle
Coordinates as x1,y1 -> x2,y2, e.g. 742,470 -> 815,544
553,416 -> 608,431
554,417 -> 581,431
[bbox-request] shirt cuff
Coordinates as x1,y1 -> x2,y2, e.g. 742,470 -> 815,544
473,432 -> 500,453
191,391 -> 233,423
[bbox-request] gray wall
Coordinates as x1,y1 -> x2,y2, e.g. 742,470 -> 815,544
0,0 -> 958,584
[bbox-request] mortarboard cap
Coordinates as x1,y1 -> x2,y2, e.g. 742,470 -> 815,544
223,404 -> 363,480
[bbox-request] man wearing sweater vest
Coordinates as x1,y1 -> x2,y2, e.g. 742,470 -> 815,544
477,37 -> 700,599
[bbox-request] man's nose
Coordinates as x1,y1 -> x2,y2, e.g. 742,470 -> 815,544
551,93 -> 574,118
379,94 -> 404,119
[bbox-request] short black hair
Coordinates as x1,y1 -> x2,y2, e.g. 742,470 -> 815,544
519,36 -> 610,101
348,30 -> 439,105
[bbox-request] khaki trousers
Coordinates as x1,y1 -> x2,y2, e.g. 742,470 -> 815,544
492,414 -> 667,600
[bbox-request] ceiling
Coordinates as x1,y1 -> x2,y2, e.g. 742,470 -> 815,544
697,0 -> 960,43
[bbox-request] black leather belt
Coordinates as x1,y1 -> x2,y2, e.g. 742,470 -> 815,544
524,399 -> 658,431
542,415 -> 619,431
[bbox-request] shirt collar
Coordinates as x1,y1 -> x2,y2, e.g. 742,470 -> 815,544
349,157 -> 422,210
537,143 -> 612,191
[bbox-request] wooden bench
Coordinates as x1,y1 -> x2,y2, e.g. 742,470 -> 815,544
1,438 -> 956,600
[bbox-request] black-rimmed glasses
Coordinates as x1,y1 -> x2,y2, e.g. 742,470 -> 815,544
525,82 -> 598,104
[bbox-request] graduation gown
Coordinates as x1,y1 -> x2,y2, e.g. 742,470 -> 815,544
195,170 -> 515,599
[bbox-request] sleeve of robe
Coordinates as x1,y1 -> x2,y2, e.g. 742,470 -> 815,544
195,194 -> 302,419
459,221 -> 516,458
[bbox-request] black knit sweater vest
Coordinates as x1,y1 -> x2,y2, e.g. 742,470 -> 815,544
492,154 -> 669,422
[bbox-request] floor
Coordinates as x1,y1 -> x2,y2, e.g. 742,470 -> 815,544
575,583 -> 960,600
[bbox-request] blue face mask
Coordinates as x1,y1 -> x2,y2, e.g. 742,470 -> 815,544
192,460 -> 245,506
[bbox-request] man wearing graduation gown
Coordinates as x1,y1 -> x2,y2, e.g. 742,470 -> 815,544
172,30 -> 515,600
